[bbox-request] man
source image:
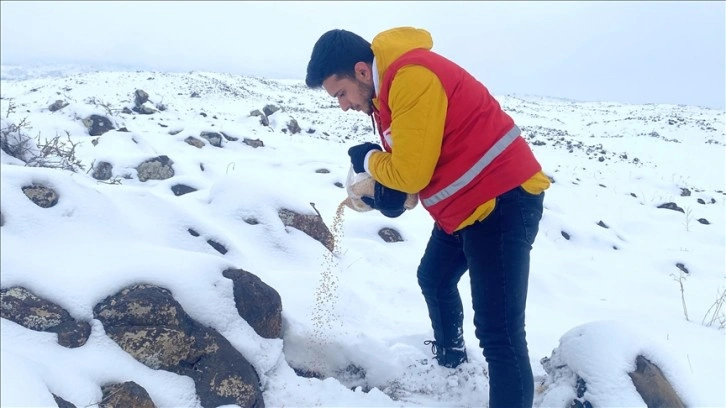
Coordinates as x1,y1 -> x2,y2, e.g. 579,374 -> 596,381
306,26 -> 550,407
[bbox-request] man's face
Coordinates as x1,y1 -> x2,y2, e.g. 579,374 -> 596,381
322,63 -> 375,115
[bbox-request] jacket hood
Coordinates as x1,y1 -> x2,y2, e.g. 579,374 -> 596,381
371,27 -> 434,85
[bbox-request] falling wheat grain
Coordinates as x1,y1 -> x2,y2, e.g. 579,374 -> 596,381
310,200 -> 347,373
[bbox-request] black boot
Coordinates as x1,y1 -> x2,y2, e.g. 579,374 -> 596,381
424,340 -> 468,368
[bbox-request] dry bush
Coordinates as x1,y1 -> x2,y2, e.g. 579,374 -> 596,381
1,103 -> 84,172
702,288 -> 726,329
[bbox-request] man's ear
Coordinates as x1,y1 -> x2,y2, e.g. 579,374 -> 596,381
354,61 -> 371,81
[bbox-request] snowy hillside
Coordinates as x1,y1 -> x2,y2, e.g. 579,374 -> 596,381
1,66 -> 724,408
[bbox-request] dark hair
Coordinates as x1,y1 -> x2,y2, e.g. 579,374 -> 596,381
305,29 -> 374,89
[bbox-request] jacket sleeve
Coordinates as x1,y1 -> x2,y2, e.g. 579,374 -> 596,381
367,65 -> 448,194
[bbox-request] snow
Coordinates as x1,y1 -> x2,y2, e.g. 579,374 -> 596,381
1,66 -> 724,407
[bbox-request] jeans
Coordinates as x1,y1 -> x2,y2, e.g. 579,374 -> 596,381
417,186 -> 544,408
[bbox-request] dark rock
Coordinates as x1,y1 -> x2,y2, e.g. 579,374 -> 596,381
315,168 -> 330,174
680,188 -> 691,197
630,193 -> 638,198
243,138 -> 264,148
278,208 -> 334,252
628,355 -> 685,408
657,202 -> 684,213
200,131 -> 223,147
134,89 -> 149,107
92,161 -> 113,181
136,156 -> 174,182
93,284 -> 264,408
171,184 -> 197,196
158,123 -> 168,128
0,211 -> 4,227
22,184 -> 59,208
223,268 -> 282,339
122,107 -> 133,115
188,228 -> 200,237
187,327 -> 263,408
249,109 -> 269,126
286,118 -> 301,134
53,394 -> 76,408
94,285 -> 186,328
220,131 -> 238,141
207,239 -> 228,255
697,198 -> 706,204
48,100 -> 69,112
597,220 -> 609,229
675,263 -> 689,274
169,128 -> 183,136
200,112 -> 207,117
262,104 -> 280,117
292,367 -> 324,379
1,287 -> 90,348
190,91 -> 200,98
185,136 -> 205,149
83,114 -> 115,136
244,218 -> 259,225
378,227 -> 403,243
561,231 -> 571,240
132,105 -> 156,115
52,320 -> 92,348
334,182 -> 344,188
100,381 -> 156,408
1,287 -> 73,330
697,218 -> 710,225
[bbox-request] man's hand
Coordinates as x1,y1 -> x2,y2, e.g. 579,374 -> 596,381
348,142 -> 382,174
361,182 -> 407,218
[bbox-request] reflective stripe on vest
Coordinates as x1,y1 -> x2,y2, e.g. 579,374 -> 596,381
422,125 -> 521,207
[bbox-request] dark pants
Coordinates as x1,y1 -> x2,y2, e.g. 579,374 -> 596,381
417,186 -> 544,408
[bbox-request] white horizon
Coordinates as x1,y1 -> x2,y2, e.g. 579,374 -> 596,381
1,1 -> 724,109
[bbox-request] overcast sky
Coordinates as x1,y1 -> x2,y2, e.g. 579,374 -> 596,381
1,1 -> 724,108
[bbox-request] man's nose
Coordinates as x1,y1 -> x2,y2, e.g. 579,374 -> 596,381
339,99 -> 350,112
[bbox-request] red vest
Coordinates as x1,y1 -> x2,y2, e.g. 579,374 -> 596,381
373,48 -> 541,233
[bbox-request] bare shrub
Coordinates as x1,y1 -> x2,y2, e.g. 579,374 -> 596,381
702,288 -> 726,329
29,131 -> 85,172
84,97 -> 122,116
1,113 -> 84,172
1,117 -> 38,162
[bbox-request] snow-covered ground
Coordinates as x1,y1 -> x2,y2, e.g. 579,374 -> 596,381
1,66 -> 724,407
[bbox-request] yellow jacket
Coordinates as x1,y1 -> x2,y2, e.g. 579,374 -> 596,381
367,27 -> 550,231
